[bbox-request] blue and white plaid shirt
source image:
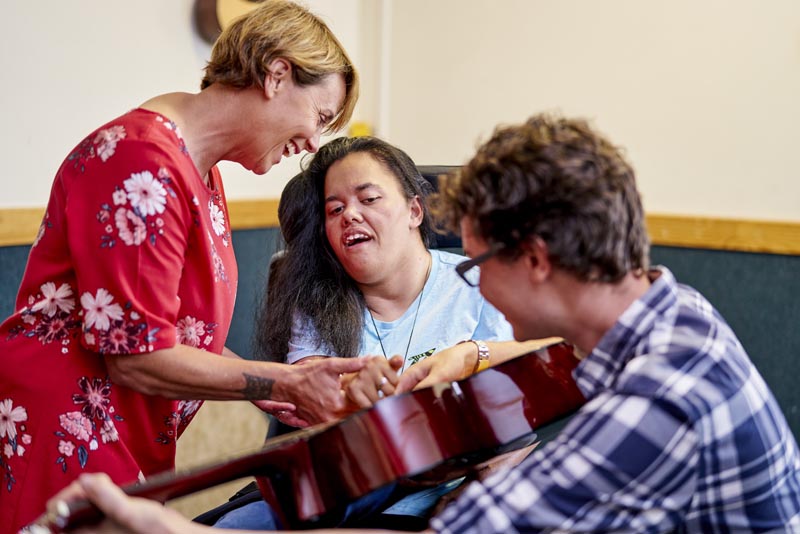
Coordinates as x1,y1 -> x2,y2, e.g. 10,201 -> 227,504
432,267 -> 800,533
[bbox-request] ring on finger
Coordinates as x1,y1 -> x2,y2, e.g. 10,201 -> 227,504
378,376 -> 389,388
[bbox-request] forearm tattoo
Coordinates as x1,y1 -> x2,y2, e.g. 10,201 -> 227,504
241,373 -> 275,399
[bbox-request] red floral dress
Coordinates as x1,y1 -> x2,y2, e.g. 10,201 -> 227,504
0,109 -> 238,533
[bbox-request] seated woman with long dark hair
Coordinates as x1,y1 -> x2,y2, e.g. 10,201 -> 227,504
209,136 -> 552,529
261,136 -> 552,415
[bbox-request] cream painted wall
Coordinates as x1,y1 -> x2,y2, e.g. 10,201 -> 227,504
0,0 -> 365,208
384,0 -> 800,222
3,1 -> 799,222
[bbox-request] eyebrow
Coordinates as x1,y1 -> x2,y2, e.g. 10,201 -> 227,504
324,182 -> 382,203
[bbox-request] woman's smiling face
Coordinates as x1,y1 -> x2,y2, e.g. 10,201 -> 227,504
245,64 -> 346,175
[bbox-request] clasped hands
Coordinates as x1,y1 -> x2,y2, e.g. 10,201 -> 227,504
340,340 -> 479,410
261,342 -> 480,429
339,354 -> 405,408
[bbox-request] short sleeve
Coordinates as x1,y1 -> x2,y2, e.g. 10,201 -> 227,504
472,299 -> 515,342
64,137 -> 192,355
286,312 -> 336,363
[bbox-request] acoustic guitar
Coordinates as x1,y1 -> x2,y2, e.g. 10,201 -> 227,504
43,341 -> 585,532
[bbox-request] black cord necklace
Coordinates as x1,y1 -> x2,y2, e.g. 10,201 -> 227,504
369,255 -> 432,367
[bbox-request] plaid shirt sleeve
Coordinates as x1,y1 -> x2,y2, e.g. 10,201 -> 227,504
433,269 -> 800,532
431,391 -> 699,534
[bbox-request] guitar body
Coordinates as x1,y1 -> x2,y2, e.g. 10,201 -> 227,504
47,342 -> 584,532
258,341 -> 585,527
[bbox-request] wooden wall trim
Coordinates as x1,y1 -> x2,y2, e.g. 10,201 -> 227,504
0,200 -> 281,247
225,199 -> 280,230
0,207 -> 48,247
0,203 -> 797,255
646,214 -> 800,255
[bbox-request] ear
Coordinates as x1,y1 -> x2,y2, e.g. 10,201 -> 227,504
263,58 -> 292,99
520,236 -> 552,283
408,195 -> 424,229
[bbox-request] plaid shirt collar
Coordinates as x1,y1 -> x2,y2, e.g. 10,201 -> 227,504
573,266 -> 677,401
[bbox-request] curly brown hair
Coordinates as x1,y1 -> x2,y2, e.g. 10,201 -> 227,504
432,113 -> 650,282
201,0 -> 359,133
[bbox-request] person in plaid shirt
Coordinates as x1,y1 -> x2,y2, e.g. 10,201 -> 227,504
422,113 -> 800,533
33,114 -> 800,534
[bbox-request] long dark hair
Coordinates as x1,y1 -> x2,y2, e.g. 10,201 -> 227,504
254,136 -> 433,361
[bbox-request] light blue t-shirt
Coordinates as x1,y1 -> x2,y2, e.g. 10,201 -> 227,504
287,249 -> 514,371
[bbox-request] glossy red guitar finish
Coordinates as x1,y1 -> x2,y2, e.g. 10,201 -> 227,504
46,341 -> 584,532
258,341 -> 585,527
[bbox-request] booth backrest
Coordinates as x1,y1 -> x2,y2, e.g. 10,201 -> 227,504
416,165 -> 462,250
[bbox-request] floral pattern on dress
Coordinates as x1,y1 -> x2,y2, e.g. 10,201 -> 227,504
54,376 -> 123,473
98,166 -> 177,248
208,191 -> 230,247
154,115 -> 189,156
5,282 -> 81,353
94,126 -> 127,162
79,288 -> 160,354
155,400 -> 202,445
0,399 -> 31,492
207,231 -> 229,286
176,315 -> 218,348
66,125 -> 126,172
190,195 -> 202,227
0,110 -> 240,529
32,211 -> 52,249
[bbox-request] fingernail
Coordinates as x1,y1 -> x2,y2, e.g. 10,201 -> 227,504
56,500 -> 70,517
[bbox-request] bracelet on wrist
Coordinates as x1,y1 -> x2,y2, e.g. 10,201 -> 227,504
458,339 -> 490,374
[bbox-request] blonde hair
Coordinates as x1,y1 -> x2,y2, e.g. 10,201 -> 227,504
201,0 -> 359,132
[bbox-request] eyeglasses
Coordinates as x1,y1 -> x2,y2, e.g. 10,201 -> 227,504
455,242 -> 505,287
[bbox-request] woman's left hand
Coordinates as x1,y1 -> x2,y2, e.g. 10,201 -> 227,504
341,355 -> 403,409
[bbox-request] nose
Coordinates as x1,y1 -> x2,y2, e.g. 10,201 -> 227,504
305,131 -> 322,154
341,204 -> 363,225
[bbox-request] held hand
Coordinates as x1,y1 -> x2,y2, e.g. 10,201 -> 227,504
29,473 -> 204,534
341,355 -> 403,409
250,399 -> 309,428
282,357 -> 367,425
396,343 -> 475,394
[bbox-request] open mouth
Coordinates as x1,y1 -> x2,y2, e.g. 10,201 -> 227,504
344,232 -> 371,247
283,142 -> 298,158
